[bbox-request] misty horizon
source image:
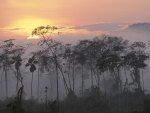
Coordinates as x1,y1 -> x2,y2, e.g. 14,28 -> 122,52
1,0 -> 150,113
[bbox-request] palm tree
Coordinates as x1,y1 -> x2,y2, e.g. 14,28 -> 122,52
25,56 -> 38,98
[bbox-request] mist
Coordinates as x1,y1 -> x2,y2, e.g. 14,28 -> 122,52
1,23 -> 150,113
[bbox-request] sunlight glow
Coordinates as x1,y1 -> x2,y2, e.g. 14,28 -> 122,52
27,35 -> 40,39
9,17 -> 54,34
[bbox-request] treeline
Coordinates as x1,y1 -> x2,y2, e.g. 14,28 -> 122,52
0,26 -> 150,113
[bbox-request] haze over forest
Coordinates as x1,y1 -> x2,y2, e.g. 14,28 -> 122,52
1,0 -> 150,113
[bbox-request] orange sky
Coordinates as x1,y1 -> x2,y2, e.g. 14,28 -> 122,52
0,0 -> 150,39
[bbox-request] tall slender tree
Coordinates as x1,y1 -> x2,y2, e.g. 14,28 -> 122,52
74,40 -> 89,96
34,50 -> 52,99
32,26 -> 69,113
10,45 -> 25,91
0,39 -> 16,98
25,56 -> 38,98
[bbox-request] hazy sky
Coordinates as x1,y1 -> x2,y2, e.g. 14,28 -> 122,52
0,0 -> 150,40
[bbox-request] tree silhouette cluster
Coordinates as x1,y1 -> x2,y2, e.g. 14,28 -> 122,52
0,26 -> 149,113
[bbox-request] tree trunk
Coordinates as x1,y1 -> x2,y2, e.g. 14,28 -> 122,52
37,68 -> 40,100
31,72 -> 34,98
5,66 -> 8,98
72,60 -> 75,93
117,68 -> 122,93
90,64 -> 93,88
97,69 -> 100,89
57,64 -> 69,93
68,73 -> 72,90
81,64 -> 84,96
1,71 -> 3,97
134,68 -> 142,92
56,63 -> 60,113
68,63 -> 72,89
16,70 -> 19,92
44,40 -> 69,93
141,70 -> 144,91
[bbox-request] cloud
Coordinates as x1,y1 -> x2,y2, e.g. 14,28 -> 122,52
73,23 -> 126,32
124,22 -> 150,32
11,28 -> 23,30
69,22 -> 150,43
8,28 -> 24,31
0,27 -> 24,31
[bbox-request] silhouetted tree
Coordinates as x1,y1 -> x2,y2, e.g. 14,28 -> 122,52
0,39 -> 16,98
63,44 -> 78,94
25,55 -> 38,98
11,45 -> 25,91
74,40 -> 89,96
124,41 -> 149,93
33,50 -> 52,99
96,36 -> 128,93
32,26 -> 69,113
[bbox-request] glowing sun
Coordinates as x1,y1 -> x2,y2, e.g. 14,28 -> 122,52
9,17 -> 54,39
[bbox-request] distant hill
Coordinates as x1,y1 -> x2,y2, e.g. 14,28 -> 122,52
125,23 -> 150,33
112,23 -> 150,42
73,23 -> 150,33
74,23 -> 122,32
